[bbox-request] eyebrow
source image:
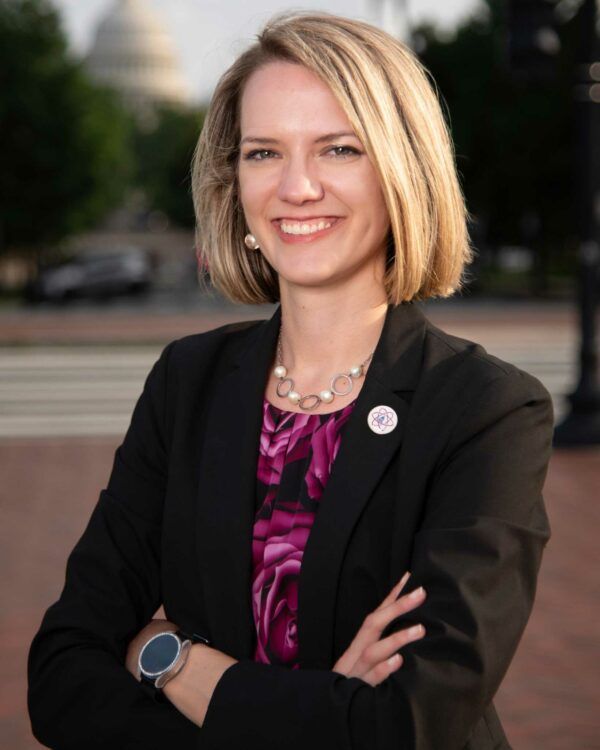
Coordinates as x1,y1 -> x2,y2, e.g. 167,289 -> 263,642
240,131 -> 359,146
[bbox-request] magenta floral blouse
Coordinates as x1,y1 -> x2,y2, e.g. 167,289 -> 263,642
252,396 -> 357,669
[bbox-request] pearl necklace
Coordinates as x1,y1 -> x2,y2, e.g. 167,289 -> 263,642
272,325 -> 374,411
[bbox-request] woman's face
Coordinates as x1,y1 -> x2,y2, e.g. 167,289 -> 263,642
237,60 -> 391,296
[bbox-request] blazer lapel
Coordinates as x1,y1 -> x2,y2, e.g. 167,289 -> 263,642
297,302 -> 427,668
195,306 -> 281,660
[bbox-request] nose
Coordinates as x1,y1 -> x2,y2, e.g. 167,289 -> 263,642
277,155 -> 324,204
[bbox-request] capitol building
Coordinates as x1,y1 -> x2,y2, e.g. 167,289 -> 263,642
86,0 -> 190,122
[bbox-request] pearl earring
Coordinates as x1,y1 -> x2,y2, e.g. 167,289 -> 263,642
244,233 -> 260,250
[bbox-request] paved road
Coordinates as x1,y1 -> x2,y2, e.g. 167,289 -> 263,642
0,347 -> 157,438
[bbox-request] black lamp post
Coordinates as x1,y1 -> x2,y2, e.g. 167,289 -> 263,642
553,0 -> 600,446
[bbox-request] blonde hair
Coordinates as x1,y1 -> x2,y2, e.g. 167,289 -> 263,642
192,10 -> 472,304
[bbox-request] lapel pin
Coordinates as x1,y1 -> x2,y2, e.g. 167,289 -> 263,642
367,405 -> 398,435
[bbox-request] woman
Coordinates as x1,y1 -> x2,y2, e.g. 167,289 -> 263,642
28,11 -> 554,750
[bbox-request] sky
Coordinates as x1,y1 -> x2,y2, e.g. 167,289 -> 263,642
51,0 -> 480,103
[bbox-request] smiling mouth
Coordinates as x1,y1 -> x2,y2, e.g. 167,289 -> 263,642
274,217 -> 342,237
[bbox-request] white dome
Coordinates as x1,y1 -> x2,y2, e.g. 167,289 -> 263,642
86,0 -> 190,113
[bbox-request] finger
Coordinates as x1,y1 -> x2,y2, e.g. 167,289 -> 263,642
377,571 -> 411,610
339,587 -> 426,670
360,652 -> 404,687
367,587 -> 426,635
333,585 -> 426,676
384,585 -> 427,617
352,623 -> 425,676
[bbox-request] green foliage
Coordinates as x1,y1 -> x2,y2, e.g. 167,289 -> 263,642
133,106 -> 205,229
415,0 -> 576,254
0,0 -> 133,254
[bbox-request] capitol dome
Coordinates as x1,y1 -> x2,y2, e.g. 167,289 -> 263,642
86,0 -> 190,119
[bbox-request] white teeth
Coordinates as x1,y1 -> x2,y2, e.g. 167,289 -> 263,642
280,219 -> 333,235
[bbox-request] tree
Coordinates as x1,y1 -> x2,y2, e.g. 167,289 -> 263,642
414,0 -> 576,279
133,105 -> 206,229
0,0 -> 133,259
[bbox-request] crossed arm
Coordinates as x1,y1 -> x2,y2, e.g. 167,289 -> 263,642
123,574 -> 427,727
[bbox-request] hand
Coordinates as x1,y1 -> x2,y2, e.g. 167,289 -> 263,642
332,571 -> 426,686
125,618 -> 177,680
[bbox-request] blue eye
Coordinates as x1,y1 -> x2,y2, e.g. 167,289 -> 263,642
329,145 -> 360,157
244,149 -> 275,161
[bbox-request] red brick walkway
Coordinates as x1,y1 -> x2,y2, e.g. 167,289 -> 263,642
494,449 -> 600,749
0,300 -> 574,345
1,438 -> 598,749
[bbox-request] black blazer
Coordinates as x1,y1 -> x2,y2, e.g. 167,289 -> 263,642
28,302 -> 554,750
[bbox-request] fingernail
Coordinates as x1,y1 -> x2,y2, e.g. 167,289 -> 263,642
409,624 -> 424,637
387,653 -> 401,666
409,586 -> 425,599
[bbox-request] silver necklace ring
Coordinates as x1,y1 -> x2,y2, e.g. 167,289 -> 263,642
330,373 -> 354,396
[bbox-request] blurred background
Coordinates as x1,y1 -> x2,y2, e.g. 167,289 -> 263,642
1,0 -> 598,747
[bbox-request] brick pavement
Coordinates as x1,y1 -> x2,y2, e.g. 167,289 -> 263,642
0,298 -> 575,345
0,303 -> 272,345
1,437 -> 598,749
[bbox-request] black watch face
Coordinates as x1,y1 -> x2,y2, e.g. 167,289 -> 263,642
140,633 -> 180,676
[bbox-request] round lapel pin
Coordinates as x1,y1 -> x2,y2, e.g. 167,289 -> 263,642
367,405 -> 398,435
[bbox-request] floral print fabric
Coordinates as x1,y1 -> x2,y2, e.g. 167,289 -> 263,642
252,396 -> 356,669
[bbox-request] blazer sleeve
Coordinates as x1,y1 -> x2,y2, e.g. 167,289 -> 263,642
199,368 -> 554,750
27,342 -> 204,749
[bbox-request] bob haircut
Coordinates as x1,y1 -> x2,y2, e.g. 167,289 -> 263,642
192,11 -> 472,305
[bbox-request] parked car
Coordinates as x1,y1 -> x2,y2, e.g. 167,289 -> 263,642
27,247 -> 153,303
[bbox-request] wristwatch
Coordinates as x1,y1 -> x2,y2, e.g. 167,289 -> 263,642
138,629 -> 210,690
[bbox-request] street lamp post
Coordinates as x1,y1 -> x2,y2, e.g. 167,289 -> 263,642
554,0 -> 600,446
